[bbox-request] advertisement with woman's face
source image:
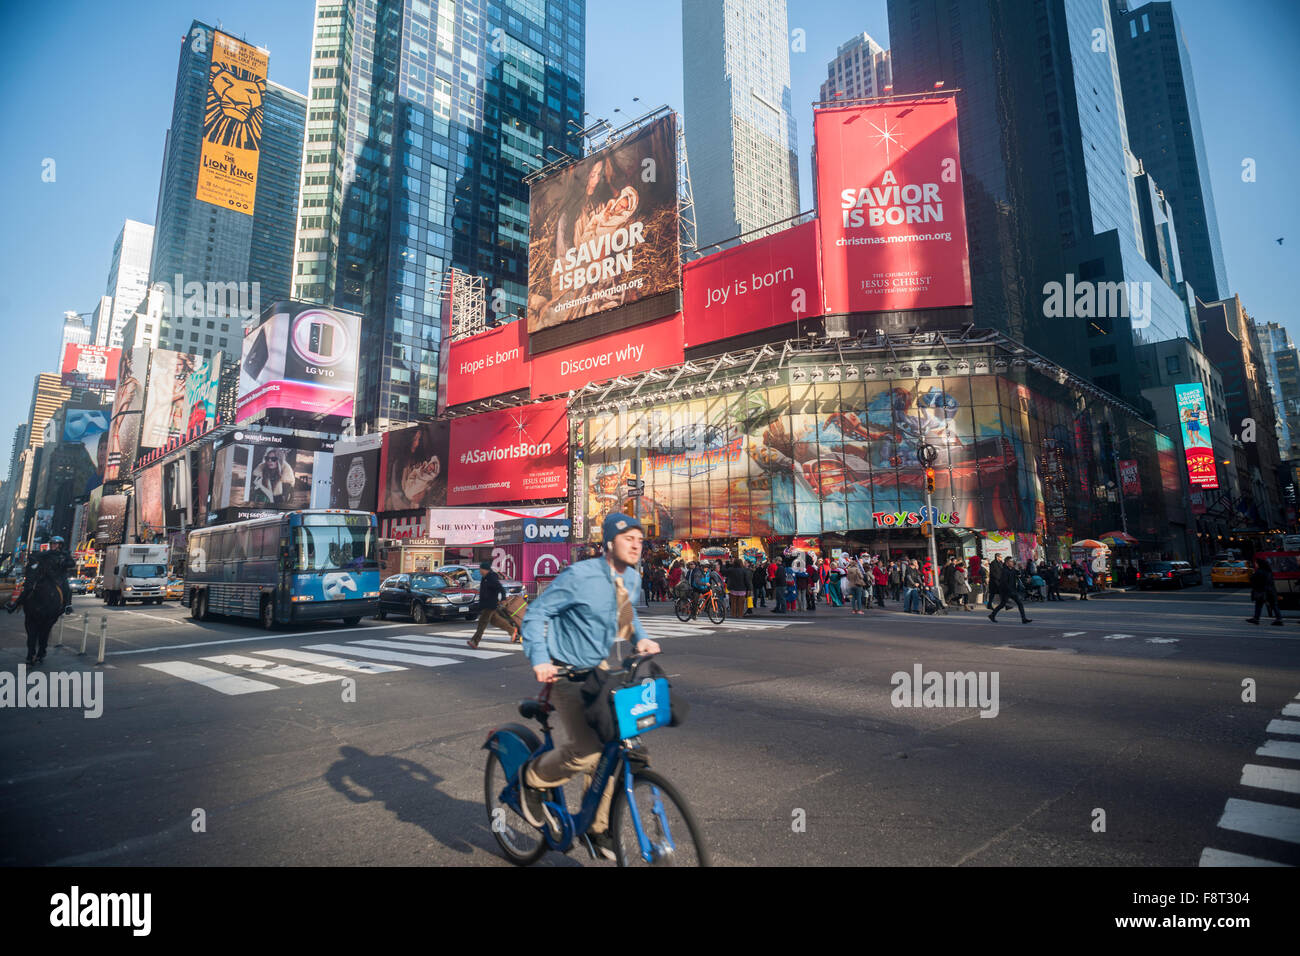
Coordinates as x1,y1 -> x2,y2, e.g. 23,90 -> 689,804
380,422 -> 449,512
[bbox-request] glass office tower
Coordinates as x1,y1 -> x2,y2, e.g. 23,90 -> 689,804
150,20 -> 306,362
886,0 -> 1194,408
1111,0 -> 1229,303
683,0 -> 800,250
292,0 -> 585,430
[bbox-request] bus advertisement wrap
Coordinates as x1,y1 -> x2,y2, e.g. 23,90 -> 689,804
815,97 -> 972,313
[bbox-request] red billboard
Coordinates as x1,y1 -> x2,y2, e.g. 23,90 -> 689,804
815,97 -> 972,313
682,220 -> 822,347
530,312 -> 684,398
61,344 -> 121,388
445,320 -> 530,407
448,398 -> 569,505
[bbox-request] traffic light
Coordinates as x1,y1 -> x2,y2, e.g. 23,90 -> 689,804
920,521 -> 933,538
925,467 -> 935,494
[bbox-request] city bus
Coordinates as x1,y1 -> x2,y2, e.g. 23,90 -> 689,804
184,510 -> 381,628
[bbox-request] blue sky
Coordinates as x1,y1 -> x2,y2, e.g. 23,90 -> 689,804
1,0 -> 1296,478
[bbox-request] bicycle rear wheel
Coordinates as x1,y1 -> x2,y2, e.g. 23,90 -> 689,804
610,767 -> 710,866
483,751 -> 547,865
674,597 -> 693,622
705,593 -> 725,625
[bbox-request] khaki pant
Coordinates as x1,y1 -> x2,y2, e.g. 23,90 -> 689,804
523,670 -> 619,833
471,606 -> 514,644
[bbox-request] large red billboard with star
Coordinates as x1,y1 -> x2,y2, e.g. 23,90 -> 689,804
815,97 -> 972,313
447,398 -> 569,505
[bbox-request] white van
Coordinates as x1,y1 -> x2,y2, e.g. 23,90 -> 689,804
102,544 -> 170,606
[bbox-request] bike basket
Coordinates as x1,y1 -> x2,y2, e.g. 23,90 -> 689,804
612,677 -> 672,740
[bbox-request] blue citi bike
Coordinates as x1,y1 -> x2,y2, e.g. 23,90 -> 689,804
483,654 -> 710,866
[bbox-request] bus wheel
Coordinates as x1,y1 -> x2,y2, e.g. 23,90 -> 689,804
260,598 -> 277,630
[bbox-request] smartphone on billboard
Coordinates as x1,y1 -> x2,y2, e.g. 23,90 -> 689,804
245,327 -> 270,380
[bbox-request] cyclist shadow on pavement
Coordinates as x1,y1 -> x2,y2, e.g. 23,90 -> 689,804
325,745 -> 489,857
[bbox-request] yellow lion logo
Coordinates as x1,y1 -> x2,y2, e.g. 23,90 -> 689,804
204,64 -> 265,150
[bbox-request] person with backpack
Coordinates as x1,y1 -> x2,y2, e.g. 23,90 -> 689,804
845,558 -> 866,614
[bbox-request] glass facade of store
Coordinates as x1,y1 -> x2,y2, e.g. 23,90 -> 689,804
578,367 -> 1187,560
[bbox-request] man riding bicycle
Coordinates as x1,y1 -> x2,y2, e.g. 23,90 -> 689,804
682,560 -> 712,620
517,512 -> 661,860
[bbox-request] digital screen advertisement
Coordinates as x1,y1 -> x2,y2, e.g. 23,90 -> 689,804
195,29 -> 268,215
104,346 -> 148,480
529,312 -> 684,398
237,301 -> 360,421
330,433 -> 383,512
211,430 -> 333,519
1174,383 -> 1218,488
445,320 -> 530,407
526,114 -> 679,335
379,422 -> 450,512
447,398 -> 569,505
141,350 -> 203,449
815,97 -> 972,313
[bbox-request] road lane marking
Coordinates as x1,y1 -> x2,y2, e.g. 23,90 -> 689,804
252,648 -> 406,673
1256,740 -> 1300,761
140,662 -> 277,695
352,636 -> 509,659
1267,719 -> 1300,736
1284,703 -> 1300,717
1239,764 -> 1300,794
1102,634 -> 1135,640
1063,631 -> 1086,637
121,610 -> 185,623
1199,848 -> 1291,867
415,635 -> 520,652
1144,637 -> 1179,644
303,643 -> 461,668
1216,798 -> 1300,844
109,622 -> 428,656
201,654 -> 342,685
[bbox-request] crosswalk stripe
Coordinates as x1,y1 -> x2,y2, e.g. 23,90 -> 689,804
252,648 -> 406,674
1216,798 -> 1300,844
409,635 -> 521,653
141,661 -> 278,695
304,643 -> 462,667
1199,847 -> 1291,867
1266,719 -> 1300,736
1256,740 -> 1300,761
351,636 -> 510,659
1283,703 -> 1300,717
201,654 -> 342,685
1240,764 -> 1300,794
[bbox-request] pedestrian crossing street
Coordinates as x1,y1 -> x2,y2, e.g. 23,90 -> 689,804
1199,689 -> 1300,867
139,616 -> 811,696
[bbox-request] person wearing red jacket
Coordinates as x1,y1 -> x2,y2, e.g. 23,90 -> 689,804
871,561 -> 888,608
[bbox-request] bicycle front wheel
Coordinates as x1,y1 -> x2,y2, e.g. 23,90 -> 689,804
484,751 -> 547,865
674,597 -> 693,622
706,594 -> 726,625
610,767 -> 711,866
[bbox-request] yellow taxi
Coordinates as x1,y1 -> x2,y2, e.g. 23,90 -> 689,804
1211,560 -> 1250,587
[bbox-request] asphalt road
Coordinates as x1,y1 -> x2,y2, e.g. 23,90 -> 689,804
1,582 -> 1297,867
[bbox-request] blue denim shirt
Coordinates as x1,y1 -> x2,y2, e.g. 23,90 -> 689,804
520,557 -> 650,669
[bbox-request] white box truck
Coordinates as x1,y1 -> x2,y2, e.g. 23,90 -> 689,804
102,544 -> 170,606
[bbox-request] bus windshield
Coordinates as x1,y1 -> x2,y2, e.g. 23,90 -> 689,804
293,522 -> 378,572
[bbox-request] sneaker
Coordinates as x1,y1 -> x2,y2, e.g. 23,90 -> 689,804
1272,619 -> 1284,626
585,828 -> 617,861
988,612 -> 997,622
517,761 -> 551,829
1020,619 -> 1032,624
1245,618 -> 1260,625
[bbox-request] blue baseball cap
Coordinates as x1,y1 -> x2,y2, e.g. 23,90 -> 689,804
602,512 -> 643,548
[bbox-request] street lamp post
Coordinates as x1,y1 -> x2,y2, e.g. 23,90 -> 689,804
1112,448 -> 1129,536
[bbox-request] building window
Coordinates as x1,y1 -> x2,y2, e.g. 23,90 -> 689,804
1166,355 -> 1181,374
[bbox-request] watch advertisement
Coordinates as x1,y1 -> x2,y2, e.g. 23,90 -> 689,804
330,433 -> 382,512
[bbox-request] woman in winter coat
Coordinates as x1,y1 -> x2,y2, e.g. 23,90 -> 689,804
952,563 -> 973,610
845,560 -> 866,614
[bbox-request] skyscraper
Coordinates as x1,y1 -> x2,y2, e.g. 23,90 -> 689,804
886,0 -> 1195,407
1259,321 -> 1300,461
149,21 -> 306,362
1111,0 -> 1229,303
683,0 -> 800,249
94,219 -> 154,348
58,311 -> 92,363
292,0 -> 585,430
818,32 -> 892,103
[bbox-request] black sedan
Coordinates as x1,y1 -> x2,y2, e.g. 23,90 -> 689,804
1138,561 -> 1203,590
376,572 -> 478,624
